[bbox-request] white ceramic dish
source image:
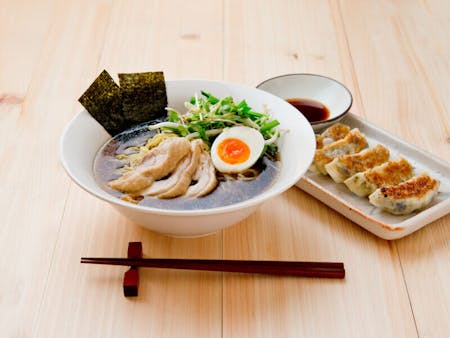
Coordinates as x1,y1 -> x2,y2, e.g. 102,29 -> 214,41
60,80 -> 316,237
296,113 -> 450,240
256,73 -> 353,131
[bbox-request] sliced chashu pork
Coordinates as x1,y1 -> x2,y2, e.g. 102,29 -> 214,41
186,145 -> 218,197
140,139 -> 203,198
108,137 -> 190,193
158,140 -> 203,198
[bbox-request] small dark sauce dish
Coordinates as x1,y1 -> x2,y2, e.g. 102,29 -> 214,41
256,73 -> 353,132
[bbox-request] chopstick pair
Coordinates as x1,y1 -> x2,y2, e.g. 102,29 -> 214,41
81,242 -> 345,297
81,257 -> 345,278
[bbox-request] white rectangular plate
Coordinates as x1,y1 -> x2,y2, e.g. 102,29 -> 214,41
296,113 -> 450,240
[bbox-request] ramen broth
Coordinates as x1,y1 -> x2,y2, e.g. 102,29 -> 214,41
94,122 -> 280,210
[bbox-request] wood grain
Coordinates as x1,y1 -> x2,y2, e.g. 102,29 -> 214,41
0,0 -> 448,337
0,0 -> 74,336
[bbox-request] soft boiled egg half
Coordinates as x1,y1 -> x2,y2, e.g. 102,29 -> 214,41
211,126 -> 265,173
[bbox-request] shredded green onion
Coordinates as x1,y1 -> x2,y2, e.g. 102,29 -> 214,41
149,91 -> 281,157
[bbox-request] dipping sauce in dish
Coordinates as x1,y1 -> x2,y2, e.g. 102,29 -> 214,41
286,98 -> 330,123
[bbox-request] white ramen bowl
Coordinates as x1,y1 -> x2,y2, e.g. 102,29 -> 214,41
257,74 -> 353,132
60,80 -> 315,237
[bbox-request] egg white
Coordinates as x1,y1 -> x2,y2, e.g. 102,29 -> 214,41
210,126 -> 265,173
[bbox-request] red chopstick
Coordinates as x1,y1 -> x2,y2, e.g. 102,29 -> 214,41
80,257 -> 345,279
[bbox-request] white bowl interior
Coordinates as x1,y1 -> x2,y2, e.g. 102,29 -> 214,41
257,74 -> 352,121
60,80 -> 315,234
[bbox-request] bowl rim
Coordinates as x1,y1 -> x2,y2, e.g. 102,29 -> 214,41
256,73 -> 353,125
60,79 -> 316,217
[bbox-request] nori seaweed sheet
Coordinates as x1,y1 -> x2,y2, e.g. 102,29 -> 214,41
119,71 -> 167,126
78,70 -> 168,136
78,70 -> 124,135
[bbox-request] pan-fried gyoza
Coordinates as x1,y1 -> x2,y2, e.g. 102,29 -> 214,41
309,122 -> 440,215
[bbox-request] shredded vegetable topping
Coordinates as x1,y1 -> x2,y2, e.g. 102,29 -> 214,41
148,91 -> 280,158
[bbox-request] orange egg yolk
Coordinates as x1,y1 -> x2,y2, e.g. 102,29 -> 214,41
217,138 -> 250,164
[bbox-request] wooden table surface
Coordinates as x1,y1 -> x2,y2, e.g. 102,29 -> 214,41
1,1 -> 449,337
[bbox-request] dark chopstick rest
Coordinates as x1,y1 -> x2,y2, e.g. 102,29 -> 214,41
123,242 -> 142,297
